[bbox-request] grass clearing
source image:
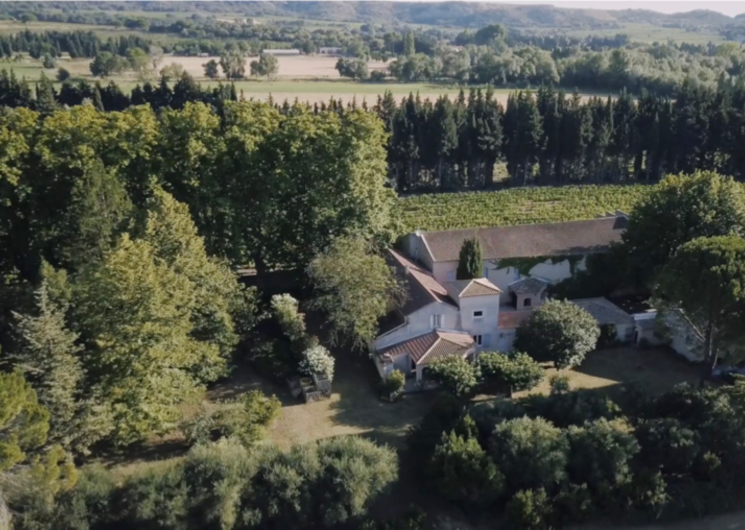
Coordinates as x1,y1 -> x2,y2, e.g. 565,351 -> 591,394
208,350 -> 432,450
514,346 -> 700,400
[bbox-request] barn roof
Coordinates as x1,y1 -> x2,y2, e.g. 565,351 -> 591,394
420,216 -> 627,263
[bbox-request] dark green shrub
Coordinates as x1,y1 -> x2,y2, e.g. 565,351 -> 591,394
54,464 -> 115,530
506,488 -> 553,530
429,430 -> 504,505
428,357 -> 480,397
381,370 -> 405,399
115,464 -> 188,530
490,417 -> 568,495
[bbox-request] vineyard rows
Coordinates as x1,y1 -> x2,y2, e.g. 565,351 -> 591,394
394,185 -> 653,233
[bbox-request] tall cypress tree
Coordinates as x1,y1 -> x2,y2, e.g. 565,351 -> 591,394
457,237 -> 482,280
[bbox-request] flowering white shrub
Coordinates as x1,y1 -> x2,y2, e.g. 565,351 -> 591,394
299,344 -> 335,382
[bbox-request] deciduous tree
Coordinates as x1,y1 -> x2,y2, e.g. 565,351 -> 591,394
428,357 -> 480,397
250,53 -> 279,79
203,59 -> 219,79
623,171 -> 745,285
515,299 -> 600,369
429,430 -> 504,505
307,236 -> 404,349
478,351 -> 544,397
655,235 -> 745,376
73,234 -> 210,445
0,370 -> 49,472
489,416 -> 568,494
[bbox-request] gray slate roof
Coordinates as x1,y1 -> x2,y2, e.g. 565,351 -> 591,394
508,277 -> 550,294
421,216 -> 627,263
573,298 -> 634,326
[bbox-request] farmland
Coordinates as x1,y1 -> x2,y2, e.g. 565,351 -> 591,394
394,184 -> 652,233
0,54 -> 516,105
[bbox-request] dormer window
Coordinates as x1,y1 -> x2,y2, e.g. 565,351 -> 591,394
430,314 -> 443,329
473,310 -> 483,319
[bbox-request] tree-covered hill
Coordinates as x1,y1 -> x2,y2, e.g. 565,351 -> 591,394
0,1 -> 739,29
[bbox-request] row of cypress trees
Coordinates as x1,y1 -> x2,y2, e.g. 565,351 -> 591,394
3,69 -> 745,191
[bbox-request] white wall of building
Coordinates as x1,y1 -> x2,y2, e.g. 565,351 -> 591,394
429,256 -> 588,298
496,329 -> 517,352
374,302 -> 460,351
401,233 -> 434,270
456,294 -> 501,349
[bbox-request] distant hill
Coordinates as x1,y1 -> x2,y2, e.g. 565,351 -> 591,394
3,1 -> 738,29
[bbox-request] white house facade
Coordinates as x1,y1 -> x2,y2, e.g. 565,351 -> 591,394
373,241 -> 637,386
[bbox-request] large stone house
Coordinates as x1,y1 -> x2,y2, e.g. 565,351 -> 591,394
373,212 -> 638,382
400,213 -> 628,298
373,213 -> 635,385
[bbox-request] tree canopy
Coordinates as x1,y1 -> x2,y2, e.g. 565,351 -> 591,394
307,236 -> 403,349
622,171 -> 745,285
514,299 -> 600,369
656,235 -> 745,372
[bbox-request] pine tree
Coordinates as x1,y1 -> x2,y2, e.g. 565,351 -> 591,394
34,72 -> 57,115
457,237 -> 482,280
91,85 -> 104,111
10,282 -> 90,450
60,158 -> 133,271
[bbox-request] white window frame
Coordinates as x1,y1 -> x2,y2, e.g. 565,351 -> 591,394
473,335 -> 483,346
430,314 -> 443,329
473,310 -> 484,319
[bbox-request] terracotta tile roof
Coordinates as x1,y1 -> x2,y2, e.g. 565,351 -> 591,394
498,310 -> 533,329
572,297 -> 634,326
421,216 -> 628,263
462,278 -> 502,297
378,330 -> 475,366
509,277 -> 550,294
386,250 -> 455,317
444,278 -> 502,299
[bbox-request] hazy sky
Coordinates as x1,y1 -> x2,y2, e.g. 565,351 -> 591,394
477,1 -> 745,16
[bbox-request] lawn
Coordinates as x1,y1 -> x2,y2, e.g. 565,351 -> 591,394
516,346 -> 700,400
104,343 -> 698,482
208,350 -> 432,450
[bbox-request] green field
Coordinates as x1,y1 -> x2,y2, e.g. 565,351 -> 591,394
394,184 -> 652,233
560,23 -> 727,44
0,20 -> 153,38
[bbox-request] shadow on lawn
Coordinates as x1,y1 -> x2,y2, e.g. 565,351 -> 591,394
325,351 -> 432,449
569,346 -> 700,397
